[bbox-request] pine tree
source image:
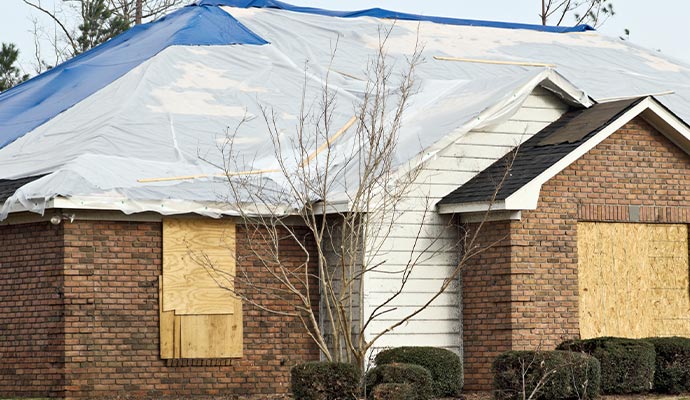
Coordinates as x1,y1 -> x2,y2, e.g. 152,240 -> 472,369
0,43 -> 29,92
77,0 -> 131,54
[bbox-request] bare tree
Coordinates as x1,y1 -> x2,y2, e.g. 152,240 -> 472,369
195,27 -> 515,373
539,0 -> 615,27
23,0 -> 191,62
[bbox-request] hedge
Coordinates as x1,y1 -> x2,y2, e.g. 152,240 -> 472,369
366,363 -> 433,400
492,350 -> 601,400
646,337 -> 690,394
370,382 -> 416,400
374,346 -> 462,397
291,361 -> 361,400
557,337 -> 655,394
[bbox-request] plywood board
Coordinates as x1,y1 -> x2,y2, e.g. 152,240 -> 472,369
179,300 -> 243,358
578,222 -> 690,339
163,218 -> 238,315
159,276 -> 175,359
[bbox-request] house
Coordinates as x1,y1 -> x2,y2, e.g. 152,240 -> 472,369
2,0 -> 690,397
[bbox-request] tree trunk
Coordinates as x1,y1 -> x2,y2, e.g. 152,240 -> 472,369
135,0 -> 143,25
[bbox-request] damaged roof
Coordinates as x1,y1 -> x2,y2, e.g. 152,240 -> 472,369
1,1 -> 690,219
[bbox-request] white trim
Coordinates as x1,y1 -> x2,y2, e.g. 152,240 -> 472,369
3,195 -> 350,221
459,210 -> 521,223
642,101 -> 690,155
51,196 -> 242,217
438,97 -> 690,213
437,200 -> 508,214
309,200 -> 352,215
506,97 -> 653,210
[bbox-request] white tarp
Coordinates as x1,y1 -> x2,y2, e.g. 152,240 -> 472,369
2,5 -> 690,219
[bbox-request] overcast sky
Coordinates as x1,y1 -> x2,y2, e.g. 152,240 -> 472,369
1,0 -> 689,74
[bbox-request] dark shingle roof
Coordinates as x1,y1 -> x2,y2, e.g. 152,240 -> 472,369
438,98 -> 644,205
0,175 -> 45,205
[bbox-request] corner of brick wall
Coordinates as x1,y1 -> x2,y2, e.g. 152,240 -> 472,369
462,117 -> 690,391
0,222 -> 66,398
461,220 -> 513,391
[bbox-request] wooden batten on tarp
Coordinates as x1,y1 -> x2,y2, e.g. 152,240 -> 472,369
159,219 -> 242,359
578,222 -> 690,339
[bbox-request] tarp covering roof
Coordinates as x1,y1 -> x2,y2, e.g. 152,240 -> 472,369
197,0 -> 595,33
0,4 -> 266,150
1,1 -> 690,219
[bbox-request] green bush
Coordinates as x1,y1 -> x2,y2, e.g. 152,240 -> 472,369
370,382 -> 416,400
646,337 -> 690,394
366,363 -> 433,400
557,337 -> 655,394
291,361 -> 361,400
492,350 -> 601,400
374,346 -> 462,397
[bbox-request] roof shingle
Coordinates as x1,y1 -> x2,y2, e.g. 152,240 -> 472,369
438,98 -> 644,206
0,175 -> 45,205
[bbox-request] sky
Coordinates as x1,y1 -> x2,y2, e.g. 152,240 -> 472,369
1,0 -> 689,74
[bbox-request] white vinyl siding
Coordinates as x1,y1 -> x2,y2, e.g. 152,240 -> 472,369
361,86 -> 569,357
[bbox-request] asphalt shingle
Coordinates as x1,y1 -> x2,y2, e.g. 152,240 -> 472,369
438,98 -> 644,206
0,175 -> 45,205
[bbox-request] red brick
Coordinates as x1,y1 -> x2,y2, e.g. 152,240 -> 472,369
463,117 -> 690,390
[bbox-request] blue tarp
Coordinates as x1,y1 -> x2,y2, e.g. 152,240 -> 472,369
0,0 -> 593,151
0,4 -> 266,150
198,0 -> 594,33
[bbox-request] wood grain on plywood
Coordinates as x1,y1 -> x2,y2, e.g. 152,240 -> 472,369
162,219 -> 237,315
159,276 -> 175,359
179,300 -> 243,358
578,222 -> 690,339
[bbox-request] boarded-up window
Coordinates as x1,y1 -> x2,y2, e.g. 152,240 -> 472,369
160,218 -> 242,359
578,222 -> 690,339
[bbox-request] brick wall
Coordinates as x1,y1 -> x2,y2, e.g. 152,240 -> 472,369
0,222 -> 65,398
461,221 -> 512,390
462,117 -> 690,390
0,219 -> 320,399
60,220 -> 321,399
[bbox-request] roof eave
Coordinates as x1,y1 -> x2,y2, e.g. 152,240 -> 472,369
438,96 -> 690,214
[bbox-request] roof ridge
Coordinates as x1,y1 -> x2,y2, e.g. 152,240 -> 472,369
199,0 -> 595,33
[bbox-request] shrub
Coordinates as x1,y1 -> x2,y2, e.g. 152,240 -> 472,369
291,361 -> 361,400
370,382 -> 416,400
374,346 -> 462,397
557,337 -> 655,394
492,350 -> 601,400
366,363 -> 433,400
646,337 -> 690,394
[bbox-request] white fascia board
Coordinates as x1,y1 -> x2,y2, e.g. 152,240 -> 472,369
51,196 -> 242,217
642,100 -> 690,154
459,210 -> 522,223
437,200 -> 507,214
504,97 -> 675,210
309,200 -> 352,215
438,96 -> 690,214
10,195 -> 347,219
